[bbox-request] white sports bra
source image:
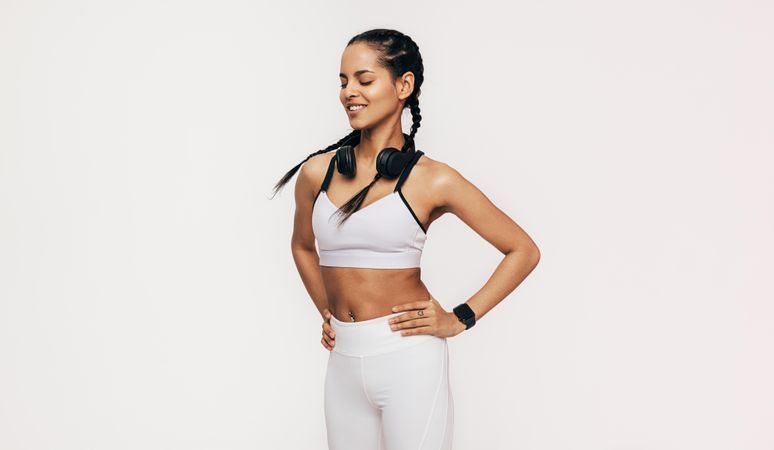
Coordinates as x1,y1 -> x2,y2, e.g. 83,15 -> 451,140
312,150 -> 427,269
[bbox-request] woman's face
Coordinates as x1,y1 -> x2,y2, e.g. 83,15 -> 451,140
339,42 -> 412,130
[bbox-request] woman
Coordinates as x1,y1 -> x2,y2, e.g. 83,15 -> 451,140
273,29 -> 540,450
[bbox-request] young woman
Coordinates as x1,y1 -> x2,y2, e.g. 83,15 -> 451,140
273,29 -> 540,450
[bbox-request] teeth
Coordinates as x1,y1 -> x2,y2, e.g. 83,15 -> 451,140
348,105 -> 367,111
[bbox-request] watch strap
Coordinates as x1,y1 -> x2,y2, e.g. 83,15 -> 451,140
453,302 -> 476,330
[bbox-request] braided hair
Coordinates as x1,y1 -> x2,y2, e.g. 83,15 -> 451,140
271,28 -> 425,226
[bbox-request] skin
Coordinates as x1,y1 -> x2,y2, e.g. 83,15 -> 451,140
290,42 -> 541,351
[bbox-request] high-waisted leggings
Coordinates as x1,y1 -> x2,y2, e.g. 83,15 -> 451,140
324,311 -> 454,450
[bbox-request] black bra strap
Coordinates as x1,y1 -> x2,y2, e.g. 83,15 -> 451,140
320,154 -> 337,192
394,150 -> 424,192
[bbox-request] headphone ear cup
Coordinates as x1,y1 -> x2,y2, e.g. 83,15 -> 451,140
376,147 -> 410,178
336,145 -> 356,177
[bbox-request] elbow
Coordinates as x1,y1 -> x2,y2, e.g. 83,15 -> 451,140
531,247 -> 541,268
291,238 -> 317,255
523,244 -> 541,269
506,242 -> 540,269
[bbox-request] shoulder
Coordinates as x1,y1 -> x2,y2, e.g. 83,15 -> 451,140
297,151 -> 336,193
413,152 -> 481,213
414,153 -> 466,194
300,150 -> 336,178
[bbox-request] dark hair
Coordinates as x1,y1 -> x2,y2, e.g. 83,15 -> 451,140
271,28 -> 425,226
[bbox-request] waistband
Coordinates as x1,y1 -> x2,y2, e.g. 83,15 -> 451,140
329,311 -> 442,357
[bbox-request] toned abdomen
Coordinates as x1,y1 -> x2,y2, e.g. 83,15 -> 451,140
321,267 -> 431,322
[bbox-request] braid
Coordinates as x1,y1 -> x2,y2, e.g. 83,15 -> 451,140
270,130 -> 360,198
332,172 -> 384,226
407,96 -> 422,141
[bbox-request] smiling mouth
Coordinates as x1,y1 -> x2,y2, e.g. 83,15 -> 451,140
347,104 -> 367,112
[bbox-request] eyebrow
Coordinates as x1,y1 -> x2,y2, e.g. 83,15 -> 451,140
339,69 -> 375,78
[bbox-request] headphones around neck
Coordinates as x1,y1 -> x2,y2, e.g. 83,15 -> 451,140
335,132 -> 417,179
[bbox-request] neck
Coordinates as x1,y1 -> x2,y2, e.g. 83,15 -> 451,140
355,127 -> 407,163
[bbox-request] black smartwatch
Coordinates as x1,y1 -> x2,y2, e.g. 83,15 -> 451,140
452,303 -> 476,330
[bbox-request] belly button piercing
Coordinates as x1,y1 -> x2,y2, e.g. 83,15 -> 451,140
348,311 -> 356,322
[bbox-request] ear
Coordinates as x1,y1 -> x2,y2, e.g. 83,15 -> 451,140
397,72 -> 415,100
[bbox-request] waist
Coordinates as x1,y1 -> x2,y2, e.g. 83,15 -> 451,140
329,311 -> 443,357
322,270 -> 430,323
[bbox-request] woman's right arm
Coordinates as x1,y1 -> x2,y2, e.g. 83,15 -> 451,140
290,156 -> 330,320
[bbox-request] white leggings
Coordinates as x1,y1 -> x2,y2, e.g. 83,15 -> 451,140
324,311 -> 454,450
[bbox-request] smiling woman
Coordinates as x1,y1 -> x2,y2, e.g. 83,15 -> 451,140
271,28 -> 541,450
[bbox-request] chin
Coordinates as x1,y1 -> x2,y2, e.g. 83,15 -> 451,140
348,119 -> 370,129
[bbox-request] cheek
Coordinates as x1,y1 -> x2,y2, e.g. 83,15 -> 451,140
370,86 -> 393,102
366,88 -> 399,111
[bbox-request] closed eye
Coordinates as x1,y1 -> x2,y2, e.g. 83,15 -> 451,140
340,81 -> 373,88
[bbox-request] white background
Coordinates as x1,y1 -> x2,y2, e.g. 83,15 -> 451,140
1,1 -> 772,449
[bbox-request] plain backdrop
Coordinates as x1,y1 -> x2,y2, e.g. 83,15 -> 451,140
1,1 -> 772,449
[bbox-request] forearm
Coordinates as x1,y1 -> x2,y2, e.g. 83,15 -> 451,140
464,247 -> 540,322
291,247 -> 329,319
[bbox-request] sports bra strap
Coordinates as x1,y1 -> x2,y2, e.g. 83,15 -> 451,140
320,154 -> 337,192
394,150 -> 424,193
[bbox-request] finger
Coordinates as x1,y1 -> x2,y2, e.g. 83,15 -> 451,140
322,324 -> 336,339
399,324 -> 432,336
392,299 -> 434,312
389,309 -> 434,325
390,317 -> 431,331
323,332 -> 335,347
321,337 -> 332,350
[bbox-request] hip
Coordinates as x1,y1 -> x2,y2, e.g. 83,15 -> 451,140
329,310 -> 445,358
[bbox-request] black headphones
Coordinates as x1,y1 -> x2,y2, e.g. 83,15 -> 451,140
335,132 -> 417,178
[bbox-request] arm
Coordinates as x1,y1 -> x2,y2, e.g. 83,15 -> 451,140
290,158 -> 329,320
436,162 -> 541,325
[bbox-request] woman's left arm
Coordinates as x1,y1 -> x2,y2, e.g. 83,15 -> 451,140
438,163 -> 541,324
391,162 -> 541,337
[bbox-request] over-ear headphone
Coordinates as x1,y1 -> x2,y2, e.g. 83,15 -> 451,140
335,132 -> 416,178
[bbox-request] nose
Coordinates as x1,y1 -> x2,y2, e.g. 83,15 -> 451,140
343,93 -> 361,107
343,85 -> 361,99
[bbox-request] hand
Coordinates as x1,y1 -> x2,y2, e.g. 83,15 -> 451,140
321,308 -> 336,351
389,294 -> 467,338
